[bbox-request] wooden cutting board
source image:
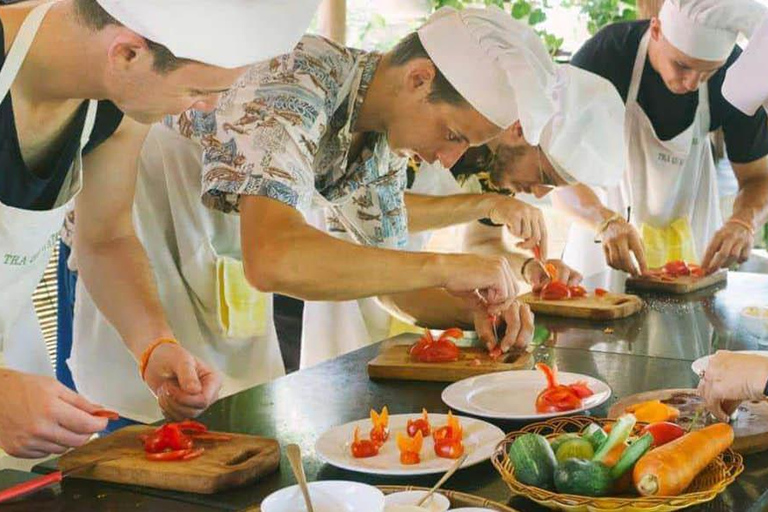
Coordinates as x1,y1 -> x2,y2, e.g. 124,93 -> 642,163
518,291 -> 644,320
608,388 -> 768,454
625,269 -> 727,294
59,425 -> 280,494
367,343 -> 531,382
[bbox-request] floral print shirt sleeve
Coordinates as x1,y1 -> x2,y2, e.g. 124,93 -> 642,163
166,36 -> 360,218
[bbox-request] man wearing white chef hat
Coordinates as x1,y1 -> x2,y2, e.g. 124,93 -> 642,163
553,0 -> 768,286
0,0 -> 317,458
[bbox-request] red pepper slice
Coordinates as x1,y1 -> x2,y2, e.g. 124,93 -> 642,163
663,260 -> 691,277
406,409 -> 431,438
190,432 -> 234,442
181,447 -> 206,461
176,420 -> 208,433
350,427 -> 379,458
92,409 -> 120,421
595,288 -> 608,297
145,449 -> 193,461
434,439 -> 465,459
568,381 -> 594,399
641,422 -> 686,447
540,281 -> 571,301
569,285 -> 587,298
488,346 -> 503,361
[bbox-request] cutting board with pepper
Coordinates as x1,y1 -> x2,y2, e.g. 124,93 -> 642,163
518,291 -> 644,320
58,425 -> 280,494
367,334 -> 531,382
626,268 -> 727,294
608,388 -> 768,454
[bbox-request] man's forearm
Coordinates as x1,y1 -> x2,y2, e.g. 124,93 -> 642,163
405,192 -> 499,233
731,164 -> 768,229
76,234 -> 173,361
378,289 -> 474,329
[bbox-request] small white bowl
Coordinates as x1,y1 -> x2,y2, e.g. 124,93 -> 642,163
261,480 -> 385,512
384,491 -> 450,512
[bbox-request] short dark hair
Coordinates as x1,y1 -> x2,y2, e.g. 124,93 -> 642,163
389,32 -> 467,106
74,0 -> 192,73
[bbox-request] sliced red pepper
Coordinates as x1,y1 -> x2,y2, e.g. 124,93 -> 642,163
595,288 -> 608,297
181,447 -> 205,461
410,329 -> 460,363
396,431 -> 423,465
544,263 -> 559,281
146,449 -> 193,461
534,363 -> 584,413
351,427 -> 379,458
568,285 -> 587,298
406,409 -> 431,438
568,381 -> 594,399
190,432 -> 234,442
540,281 -> 571,301
663,260 -> 690,277
369,407 -> 389,445
440,328 -> 463,341
434,439 -> 464,459
488,346 -> 503,361
641,422 -> 686,447
92,409 -> 120,421
176,420 -> 208,433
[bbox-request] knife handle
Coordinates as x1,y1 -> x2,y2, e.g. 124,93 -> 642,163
0,471 -> 63,503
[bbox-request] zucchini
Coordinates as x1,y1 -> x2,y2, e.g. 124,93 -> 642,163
555,438 -> 594,463
554,459 -> 613,497
508,433 -> 557,490
584,423 -> 609,451
593,414 -> 636,463
610,432 -> 653,479
549,433 -> 582,453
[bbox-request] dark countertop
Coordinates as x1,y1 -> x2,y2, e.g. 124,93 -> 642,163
24,272 -> 768,511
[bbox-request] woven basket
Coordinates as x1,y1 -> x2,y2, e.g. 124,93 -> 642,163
379,485 -> 518,511
491,416 -> 743,512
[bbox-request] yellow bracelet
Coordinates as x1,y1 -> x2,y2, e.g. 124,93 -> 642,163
139,338 -> 179,381
727,218 -> 755,235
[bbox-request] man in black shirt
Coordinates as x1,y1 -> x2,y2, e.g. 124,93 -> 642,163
0,0 -> 316,458
554,0 -> 768,279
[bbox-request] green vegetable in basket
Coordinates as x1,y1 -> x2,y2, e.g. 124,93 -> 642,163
549,433 -> 582,453
555,438 -> 595,463
554,458 -> 613,497
583,423 -> 609,451
610,432 -> 654,480
508,433 -> 557,490
593,414 -> 636,463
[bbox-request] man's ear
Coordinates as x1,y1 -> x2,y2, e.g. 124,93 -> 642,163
649,17 -> 663,42
107,29 -> 152,72
404,58 -> 437,96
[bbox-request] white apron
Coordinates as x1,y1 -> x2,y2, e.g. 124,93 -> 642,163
0,2 -> 97,377
70,125 -> 285,423
561,30 -> 721,287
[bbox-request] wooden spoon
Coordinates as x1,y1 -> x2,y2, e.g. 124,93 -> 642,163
416,452 -> 468,507
286,444 -> 314,512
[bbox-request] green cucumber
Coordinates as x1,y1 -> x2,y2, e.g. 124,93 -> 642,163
556,438 -> 594,463
610,432 -> 654,479
554,459 -> 613,497
583,424 -> 609,451
508,433 -> 557,490
593,414 -> 636,463
549,433 -> 582,454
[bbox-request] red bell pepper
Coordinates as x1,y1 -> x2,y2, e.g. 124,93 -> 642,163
409,329 -> 461,363
534,363 -> 588,413
145,449 -> 194,461
641,422 -> 686,447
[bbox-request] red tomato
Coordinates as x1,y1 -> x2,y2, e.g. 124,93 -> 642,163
370,425 -> 389,446
568,382 -> 594,399
540,281 -> 571,301
595,288 -> 608,297
569,285 -> 587,298
434,439 -> 465,459
400,451 -> 420,465
641,422 -> 686,447
407,419 -> 430,438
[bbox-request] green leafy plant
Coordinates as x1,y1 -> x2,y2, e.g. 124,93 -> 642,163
564,0 -> 637,35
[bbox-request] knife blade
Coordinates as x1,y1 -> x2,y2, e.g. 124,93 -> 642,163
0,455 -> 119,504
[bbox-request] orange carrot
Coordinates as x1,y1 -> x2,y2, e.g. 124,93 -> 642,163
633,423 -> 734,496
602,442 -> 627,468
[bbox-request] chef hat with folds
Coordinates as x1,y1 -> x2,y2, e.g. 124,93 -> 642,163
418,6 -> 626,187
723,15 -> 768,115
95,0 -> 321,68
658,0 -> 768,61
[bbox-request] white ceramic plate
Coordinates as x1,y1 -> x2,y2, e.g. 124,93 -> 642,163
441,370 -> 612,420
691,350 -> 768,376
315,413 -> 504,476
261,481 -> 385,512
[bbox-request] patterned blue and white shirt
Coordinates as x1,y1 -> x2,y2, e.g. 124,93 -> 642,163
167,35 -> 409,249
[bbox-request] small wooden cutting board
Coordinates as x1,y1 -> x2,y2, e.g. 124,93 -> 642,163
518,291 -> 644,320
59,425 -> 280,494
626,269 -> 727,294
608,388 -> 768,454
367,343 -> 531,382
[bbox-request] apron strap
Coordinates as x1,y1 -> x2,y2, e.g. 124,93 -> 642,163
0,1 -> 57,102
627,30 -> 651,105
697,82 -> 711,134
80,99 -> 99,148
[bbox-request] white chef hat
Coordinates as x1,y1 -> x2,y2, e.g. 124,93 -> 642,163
95,0 -> 320,68
418,6 -> 626,186
723,15 -> 768,115
658,0 -> 768,61
539,66 -> 627,187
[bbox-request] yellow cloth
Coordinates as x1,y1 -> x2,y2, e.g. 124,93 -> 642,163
640,217 -> 698,268
216,256 -> 267,338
